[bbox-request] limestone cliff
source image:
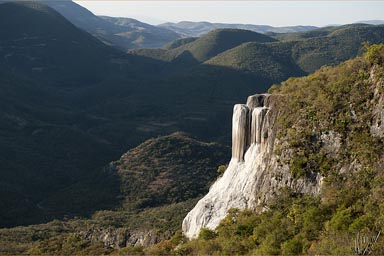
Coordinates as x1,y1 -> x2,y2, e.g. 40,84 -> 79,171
182,94 -> 322,239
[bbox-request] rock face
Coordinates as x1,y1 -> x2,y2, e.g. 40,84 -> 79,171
80,228 -> 167,249
370,66 -> 384,138
182,93 -> 322,239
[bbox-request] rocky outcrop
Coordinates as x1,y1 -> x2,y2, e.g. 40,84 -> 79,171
182,93 -> 322,239
370,65 -> 384,138
80,228 -> 168,249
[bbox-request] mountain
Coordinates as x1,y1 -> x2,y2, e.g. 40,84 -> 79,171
292,24 -> 384,72
158,21 -> 317,37
132,29 -> 277,63
204,24 -> 384,75
1,0 -> 384,237
99,16 -> 180,49
3,43 -> 383,255
268,25 -> 342,41
356,20 -> 384,25
42,0 -> 180,50
178,44 -> 384,255
0,1 -> 164,227
205,41 -> 306,83
0,1 -> 128,85
110,132 -> 230,210
0,1 -> 239,228
1,0 -> 384,254
170,29 -> 277,62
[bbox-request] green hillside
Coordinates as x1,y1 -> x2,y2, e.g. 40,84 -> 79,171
112,132 -> 230,209
170,29 -> 277,62
156,44 -> 384,255
3,43 -> 383,256
269,24 -> 345,41
1,0 -> 384,234
134,24 -> 384,78
0,1 -> 155,227
131,28 -> 277,64
0,132 -> 230,255
43,0 -> 180,50
0,1 -> 122,85
202,24 -> 384,78
158,21 -> 317,37
292,24 -> 384,72
100,16 -> 180,49
206,41 -> 306,83
162,37 -> 198,50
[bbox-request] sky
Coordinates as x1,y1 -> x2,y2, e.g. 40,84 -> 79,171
74,1 -> 384,27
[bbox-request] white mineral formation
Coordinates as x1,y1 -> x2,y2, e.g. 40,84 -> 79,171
182,93 -> 321,239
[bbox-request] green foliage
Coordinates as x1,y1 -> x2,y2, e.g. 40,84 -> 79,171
0,132 -> 228,255
175,193 -> 329,255
289,156 -> 308,179
281,237 -> 304,255
116,246 -> 145,255
365,43 -> 384,65
26,233 -> 111,256
206,41 -> 306,84
115,132 -> 229,210
198,228 -> 217,240
216,164 -> 228,176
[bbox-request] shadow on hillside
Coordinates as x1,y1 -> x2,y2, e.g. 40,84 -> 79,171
0,43 -> 309,228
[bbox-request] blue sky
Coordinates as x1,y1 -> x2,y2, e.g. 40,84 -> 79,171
74,1 -> 384,27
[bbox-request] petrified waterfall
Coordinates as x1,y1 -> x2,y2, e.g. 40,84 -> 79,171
182,94 -> 274,239
182,93 -> 321,239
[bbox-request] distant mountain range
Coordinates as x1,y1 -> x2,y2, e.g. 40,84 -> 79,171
356,20 -> 384,25
43,1 -> 320,50
158,21 -> 318,37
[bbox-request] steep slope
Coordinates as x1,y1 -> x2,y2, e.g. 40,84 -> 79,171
183,94 -> 321,239
2,0 -> 383,233
159,21 -> 317,37
293,24 -> 384,72
0,1 -> 162,227
0,1 -> 123,86
0,133 -> 230,254
0,2 -> 286,228
100,16 -> 180,49
206,41 -> 306,83
162,37 -> 198,50
180,45 -> 384,254
113,132 -> 230,209
44,0 -> 180,50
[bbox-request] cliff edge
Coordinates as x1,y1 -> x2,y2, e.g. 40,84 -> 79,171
182,93 -> 322,239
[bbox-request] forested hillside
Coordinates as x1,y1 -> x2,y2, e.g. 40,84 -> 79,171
159,44 -> 384,255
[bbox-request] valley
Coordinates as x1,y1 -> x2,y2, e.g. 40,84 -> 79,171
0,0 -> 383,255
